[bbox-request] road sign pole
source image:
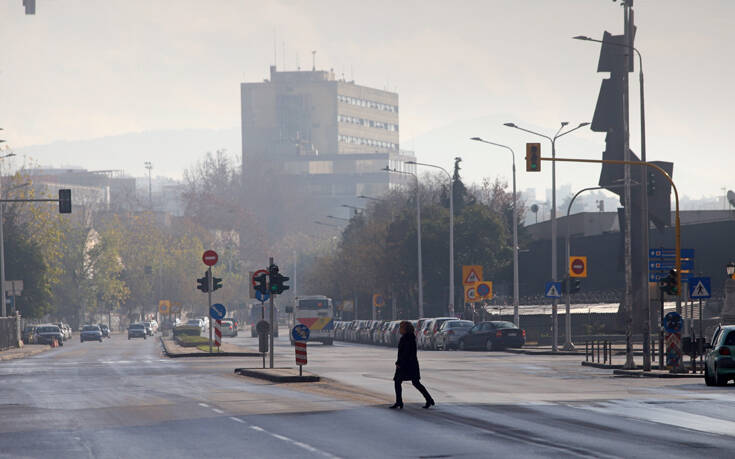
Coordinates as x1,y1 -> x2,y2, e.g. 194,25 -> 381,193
208,266 -> 213,354
269,257 -> 274,369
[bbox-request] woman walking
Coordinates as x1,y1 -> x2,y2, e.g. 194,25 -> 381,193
390,321 -> 435,410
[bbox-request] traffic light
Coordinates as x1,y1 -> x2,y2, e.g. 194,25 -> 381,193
59,189 -> 72,214
268,263 -> 290,295
526,143 -> 541,172
253,272 -> 267,295
646,170 -> 656,196
197,272 -> 209,293
212,276 -> 223,291
659,269 -> 679,296
571,279 -> 581,294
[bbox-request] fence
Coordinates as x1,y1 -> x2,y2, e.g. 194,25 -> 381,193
0,316 -> 20,351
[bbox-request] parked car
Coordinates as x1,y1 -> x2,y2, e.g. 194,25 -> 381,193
22,325 -> 37,344
704,324 -> 735,386
80,325 -> 103,342
56,322 -> 71,341
98,324 -> 110,338
35,324 -> 64,346
425,317 -> 455,350
418,319 -> 436,349
142,321 -> 154,336
435,320 -> 475,350
149,319 -> 159,333
384,320 -> 401,347
458,321 -> 525,351
219,319 -> 238,337
128,323 -> 147,340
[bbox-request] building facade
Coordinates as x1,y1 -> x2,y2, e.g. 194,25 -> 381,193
241,66 -> 414,216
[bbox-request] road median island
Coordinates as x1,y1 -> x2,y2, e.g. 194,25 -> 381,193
160,337 -> 261,358
234,367 -> 320,383
611,368 -> 703,378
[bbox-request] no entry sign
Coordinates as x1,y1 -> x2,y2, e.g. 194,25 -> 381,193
202,250 -> 219,266
569,256 -> 587,278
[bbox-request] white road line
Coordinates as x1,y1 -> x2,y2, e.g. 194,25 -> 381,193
248,425 -> 339,458
198,403 -> 209,408
212,408 -> 224,414
229,416 -> 246,423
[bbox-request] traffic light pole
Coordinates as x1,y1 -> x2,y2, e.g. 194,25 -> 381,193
542,156 -> 683,326
269,257 -> 275,369
208,266 -> 213,354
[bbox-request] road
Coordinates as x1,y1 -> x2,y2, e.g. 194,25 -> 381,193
0,331 -> 733,458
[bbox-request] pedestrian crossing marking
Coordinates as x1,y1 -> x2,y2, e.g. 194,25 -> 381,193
688,277 -> 711,299
692,281 -> 708,297
544,281 -> 562,298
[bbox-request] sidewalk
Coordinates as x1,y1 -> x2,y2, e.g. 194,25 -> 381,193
504,345 -> 583,356
0,344 -> 52,361
160,337 -> 262,358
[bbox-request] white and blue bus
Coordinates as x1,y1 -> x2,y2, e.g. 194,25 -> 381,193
288,295 -> 334,345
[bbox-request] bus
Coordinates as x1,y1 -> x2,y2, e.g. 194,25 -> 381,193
248,303 -> 278,338
289,295 -> 334,345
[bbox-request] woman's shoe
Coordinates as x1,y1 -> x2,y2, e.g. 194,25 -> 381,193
389,403 -> 403,410
422,399 -> 435,409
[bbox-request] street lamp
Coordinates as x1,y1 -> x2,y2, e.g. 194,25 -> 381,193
727,262 -> 735,278
574,33 -> 651,370
383,166 -> 424,318
407,160 -> 455,317
144,161 -> 153,210
0,152 -> 18,317
470,137 -> 519,327
504,121 -> 589,352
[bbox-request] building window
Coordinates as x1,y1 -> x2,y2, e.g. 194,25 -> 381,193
337,94 -> 398,113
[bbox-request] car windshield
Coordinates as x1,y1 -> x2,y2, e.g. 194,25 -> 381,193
130,324 -> 144,329
38,326 -> 59,333
447,321 -> 473,328
724,331 -> 735,345
186,320 -> 200,325
492,321 -> 517,329
83,326 -> 99,331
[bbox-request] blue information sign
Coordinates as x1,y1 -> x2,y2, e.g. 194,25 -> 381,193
209,303 -> 226,320
292,324 -> 310,342
544,281 -> 562,298
255,290 -> 270,302
689,277 -> 711,299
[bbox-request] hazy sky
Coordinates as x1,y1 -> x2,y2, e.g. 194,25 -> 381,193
1,0 -> 733,201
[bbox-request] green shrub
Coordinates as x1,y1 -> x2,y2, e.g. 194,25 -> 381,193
174,335 -> 209,347
173,325 -> 201,337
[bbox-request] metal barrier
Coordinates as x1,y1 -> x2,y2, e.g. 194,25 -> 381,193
585,340 -> 613,365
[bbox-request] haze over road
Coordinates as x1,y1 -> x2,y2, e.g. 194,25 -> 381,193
1,333 -> 733,458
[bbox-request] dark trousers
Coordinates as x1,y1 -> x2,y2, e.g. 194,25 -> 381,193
394,379 -> 432,404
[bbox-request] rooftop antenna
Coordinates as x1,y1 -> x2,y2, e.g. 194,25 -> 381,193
311,50 -> 316,71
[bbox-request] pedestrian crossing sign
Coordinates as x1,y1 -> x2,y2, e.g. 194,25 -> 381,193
688,277 -> 711,299
544,281 -> 562,298
462,265 -> 483,286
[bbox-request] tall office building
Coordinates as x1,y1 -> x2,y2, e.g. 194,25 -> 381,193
241,66 -> 415,216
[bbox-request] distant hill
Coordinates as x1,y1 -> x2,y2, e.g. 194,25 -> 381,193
13,127 -> 241,179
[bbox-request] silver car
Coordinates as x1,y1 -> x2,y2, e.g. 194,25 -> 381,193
435,320 -> 474,350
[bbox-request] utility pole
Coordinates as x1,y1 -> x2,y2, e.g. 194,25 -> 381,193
144,161 -> 153,210
208,266 -> 213,354
622,0 -> 635,370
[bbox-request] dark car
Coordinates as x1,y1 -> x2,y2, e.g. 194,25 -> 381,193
128,323 -> 147,340
458,321 -> 525,351
35,325 -> 64,346
80,325 -> 103,342
98,324 -> 110,338
704,325 -> 735,386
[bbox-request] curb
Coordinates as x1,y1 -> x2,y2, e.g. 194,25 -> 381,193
504,348 -> 582,356
160,337 -> 262,358
612,368 -> 702,378
234,367 -> 320,383
581,361 -> 627,369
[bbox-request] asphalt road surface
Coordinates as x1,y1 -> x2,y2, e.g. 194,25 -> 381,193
1,331 -> 734,458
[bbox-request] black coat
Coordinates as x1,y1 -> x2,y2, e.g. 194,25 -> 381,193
394,332 -> 421,381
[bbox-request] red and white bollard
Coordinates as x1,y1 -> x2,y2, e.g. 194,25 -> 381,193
295,341 -> 307,376
214,320 -> 222,350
